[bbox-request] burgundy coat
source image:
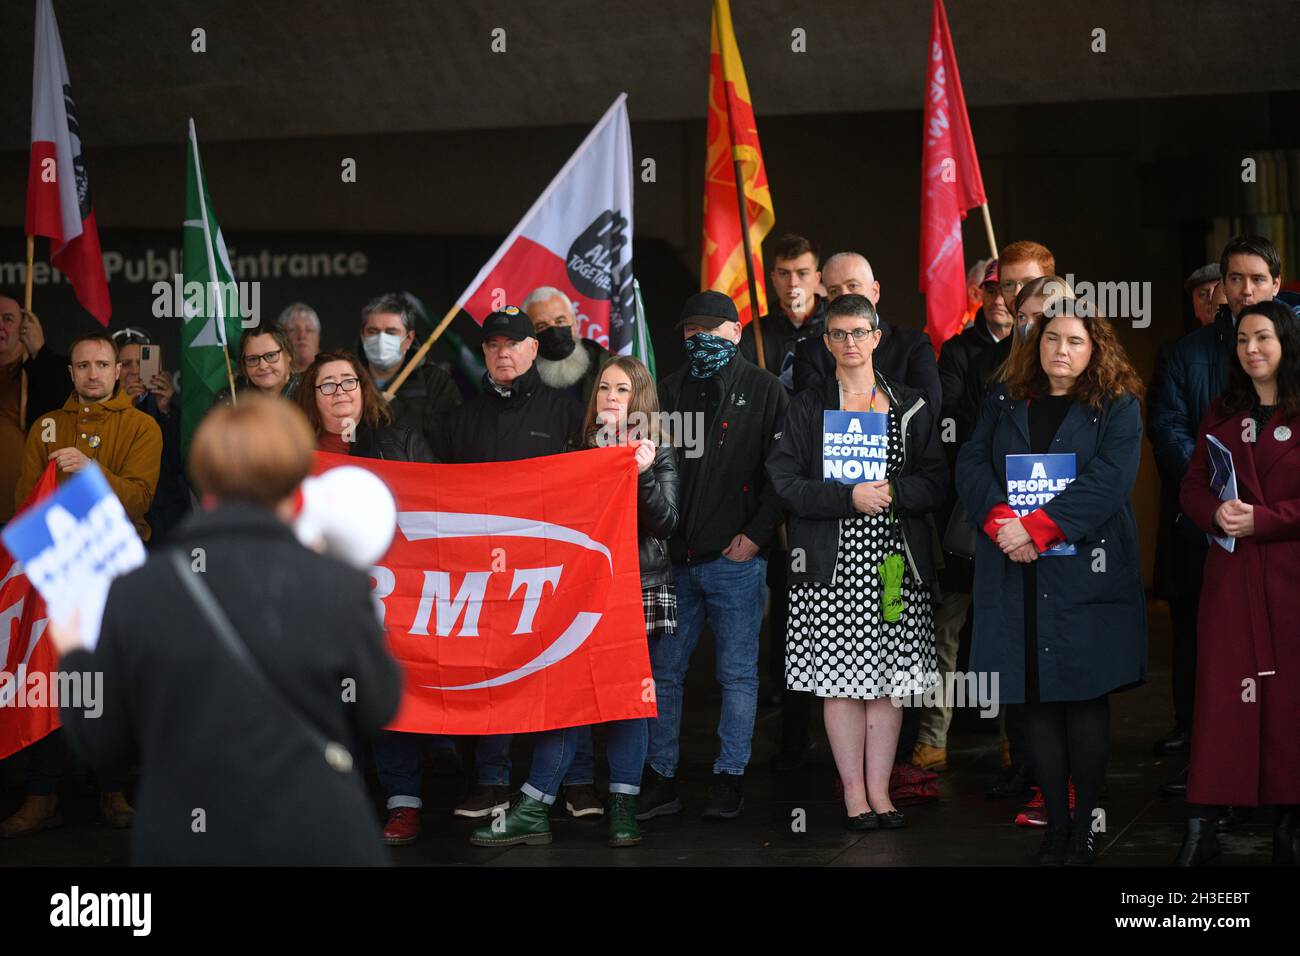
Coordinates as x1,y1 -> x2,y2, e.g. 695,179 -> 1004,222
1180,405 -> 1300,806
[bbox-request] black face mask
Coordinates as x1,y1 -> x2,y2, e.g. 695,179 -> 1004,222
537,325 -> 577,360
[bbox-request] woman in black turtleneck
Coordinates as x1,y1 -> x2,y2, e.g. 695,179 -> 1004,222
957,277 -> 1147,866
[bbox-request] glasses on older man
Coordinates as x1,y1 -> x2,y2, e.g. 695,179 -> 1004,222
315,377 -> 360,396
826,327 -> 878,343
243,349 -> 283,367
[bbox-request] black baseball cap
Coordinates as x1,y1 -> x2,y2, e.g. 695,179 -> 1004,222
481,306 -> 535,342
675,290 -> 739,329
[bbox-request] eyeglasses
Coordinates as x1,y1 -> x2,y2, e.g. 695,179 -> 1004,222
244,349 -> 283,367
999,279 -> 1029,295
315,377 -> 360,395
826,327 -> 877,343
111,327 -> 151,345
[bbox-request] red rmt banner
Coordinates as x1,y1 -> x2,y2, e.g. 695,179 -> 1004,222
315,446 -> 655,735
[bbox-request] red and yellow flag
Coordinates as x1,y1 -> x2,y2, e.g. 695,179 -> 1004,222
701,0 -> 774,325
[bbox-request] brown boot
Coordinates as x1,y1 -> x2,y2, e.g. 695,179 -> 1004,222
0,794 -> 63,838
99,791 -> 135,829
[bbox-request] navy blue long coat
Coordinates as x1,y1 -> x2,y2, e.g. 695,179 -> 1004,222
955,386 -> 1147,704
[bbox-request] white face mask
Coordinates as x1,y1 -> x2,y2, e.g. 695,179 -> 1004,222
364,331 -> 405,368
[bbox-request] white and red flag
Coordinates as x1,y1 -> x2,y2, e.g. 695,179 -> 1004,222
24,0 -> 111,325
919,0 -> 986,351
459,94 -> 637,354
0,464 -> 60,760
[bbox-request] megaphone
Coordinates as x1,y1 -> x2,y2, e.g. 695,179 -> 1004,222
294,466 -> 397,569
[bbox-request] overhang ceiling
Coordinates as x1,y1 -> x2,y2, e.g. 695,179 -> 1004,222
1,0 -> 1297,149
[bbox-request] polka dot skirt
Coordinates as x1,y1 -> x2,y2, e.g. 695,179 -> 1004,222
786,405 -> 939,700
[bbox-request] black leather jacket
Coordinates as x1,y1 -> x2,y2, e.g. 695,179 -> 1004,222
350,420 -> 436,463
637,445 -> 680,588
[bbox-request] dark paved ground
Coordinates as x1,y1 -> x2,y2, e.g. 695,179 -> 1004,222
0,600 -> 1279,867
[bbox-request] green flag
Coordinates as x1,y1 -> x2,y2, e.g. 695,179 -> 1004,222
180,118 -> 244,455
631,279 -> 655,379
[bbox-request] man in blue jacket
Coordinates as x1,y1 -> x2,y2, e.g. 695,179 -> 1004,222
1147,234 -> 1283,762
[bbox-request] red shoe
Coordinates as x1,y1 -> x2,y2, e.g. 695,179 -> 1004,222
1014,781 -> 1076,827
383,807 -> 422,845
890,764 -> 940,806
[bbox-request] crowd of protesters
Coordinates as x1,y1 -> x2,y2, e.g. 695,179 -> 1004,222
0,230 -> 1297,866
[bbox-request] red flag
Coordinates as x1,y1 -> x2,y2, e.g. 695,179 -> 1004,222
919,0 -> 986,351
0,463 -> 61,761
24,0 -> 111,326
314,447 -> 654,735
701,0 -> 774,326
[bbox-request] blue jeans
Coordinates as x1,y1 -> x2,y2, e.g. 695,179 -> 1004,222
475,729 -> 594,787
372,731 -> 456,809
25,730 -> 126,795
646,555 -> 767,778
522,719 -> 649,803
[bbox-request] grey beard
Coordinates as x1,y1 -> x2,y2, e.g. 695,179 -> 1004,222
536,342 -> 590,389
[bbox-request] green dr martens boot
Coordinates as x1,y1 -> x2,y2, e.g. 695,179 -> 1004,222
608,793 -> 642,847
469,793 -> 552,847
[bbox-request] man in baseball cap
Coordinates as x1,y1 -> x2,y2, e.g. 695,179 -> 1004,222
437,304 -> 585,824
641,289 -> 789,822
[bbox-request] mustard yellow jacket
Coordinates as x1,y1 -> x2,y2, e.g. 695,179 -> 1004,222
15,388 -> 164,540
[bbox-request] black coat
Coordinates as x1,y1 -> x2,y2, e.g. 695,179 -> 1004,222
21,345 -> 71,424
766,372 -> 949,589
440,364 -> 584,464
658,353 -> 788,562
938,309 -> 1004,445
58,503 -> 402,864
954,387 -> 1147,703
359,342 -> 462,454
935,309 -> 1004,590
351,419 -> 436,463
636,445 -> 679,588
1147,305 -> 1234,487
739,296 -> 828,387
793,317 -> 942,410
135,392 -> 192,546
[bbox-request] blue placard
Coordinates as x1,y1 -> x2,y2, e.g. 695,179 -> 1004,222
823,410 -> 889,484
2,464 -> 146,649
1005,453 -> 1077,556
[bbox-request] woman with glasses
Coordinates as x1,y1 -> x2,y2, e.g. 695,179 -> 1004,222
296,349 -> 434,463
297,349 -> 438,845
766,294 -> 948,831
215,323 -> 300,404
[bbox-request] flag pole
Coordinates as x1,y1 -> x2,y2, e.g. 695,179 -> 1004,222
189,119 -> 239,407
732,154 -> 767,370
382,303 -> 460,401
980,202 -> 998,258
19,235 -> 34,431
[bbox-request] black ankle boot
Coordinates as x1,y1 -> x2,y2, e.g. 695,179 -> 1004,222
1174,817 -> 1220,866
1034,826 -> 1069,865
1065,822 -> 1098,866
1273,809 -> 1298,866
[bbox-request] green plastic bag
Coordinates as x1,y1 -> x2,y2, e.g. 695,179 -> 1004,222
877,552 -> 905,623
876,503 -> 906,623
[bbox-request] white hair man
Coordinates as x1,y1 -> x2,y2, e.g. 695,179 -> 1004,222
277,302 -> 322,373
522,286 -> 610,404
791,253 -> 940,409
